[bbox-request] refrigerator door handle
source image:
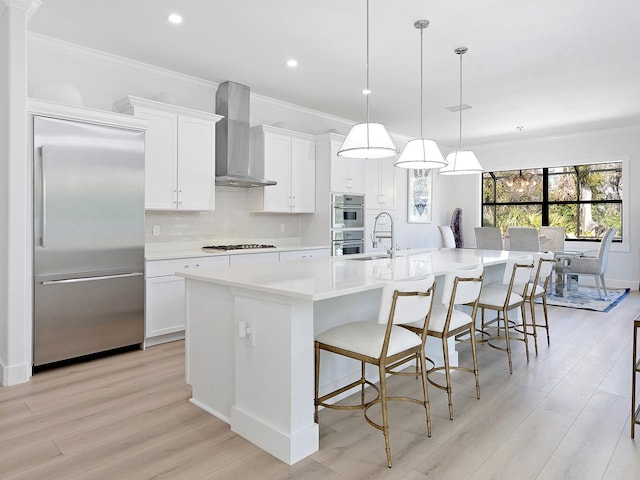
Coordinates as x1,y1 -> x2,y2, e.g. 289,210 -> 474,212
41,145 -> 47,248
41,272 -> 144,285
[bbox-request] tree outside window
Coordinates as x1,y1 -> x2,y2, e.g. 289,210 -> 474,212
482,163 -> 622,241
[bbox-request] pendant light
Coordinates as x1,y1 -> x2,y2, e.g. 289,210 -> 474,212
337,0 -> 399,159
395,20 -> 446,169
439,47 -> 483,175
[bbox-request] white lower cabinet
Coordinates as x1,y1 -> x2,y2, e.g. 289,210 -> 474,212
145,255 -> 229,344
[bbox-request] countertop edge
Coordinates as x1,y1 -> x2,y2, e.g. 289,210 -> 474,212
145,244 -> 330,261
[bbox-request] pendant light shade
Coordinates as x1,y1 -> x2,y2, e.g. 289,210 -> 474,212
438,47 -> 483,175
338,0 -> 398,159
395,19 -> 446,169
440,150 -> 483,175
339,122 -> 399,158
396,138 -> 446,169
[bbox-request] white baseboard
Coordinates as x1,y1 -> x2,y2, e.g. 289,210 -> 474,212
144,331 -> 185,348
1,360 -> 31,386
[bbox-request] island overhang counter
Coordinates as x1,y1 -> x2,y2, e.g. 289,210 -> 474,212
177,248 -> 515,464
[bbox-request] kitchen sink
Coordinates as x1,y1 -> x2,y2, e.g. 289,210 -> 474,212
346,254 -> 391,261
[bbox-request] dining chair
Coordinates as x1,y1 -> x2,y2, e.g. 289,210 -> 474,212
507,226 -> 540,252
474,227 -> 503,250
539,226 -> 566,253
522,252 -> 555,353
566,227 -> 617,298
314,275 -> 436,468
439,225 -> 457,248
402,265 -> 484,420
476,255 -> 534,373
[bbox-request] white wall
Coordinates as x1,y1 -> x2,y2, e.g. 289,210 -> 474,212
454,127 -> 640,288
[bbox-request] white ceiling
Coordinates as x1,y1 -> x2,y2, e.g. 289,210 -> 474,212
27,0 -> 640,146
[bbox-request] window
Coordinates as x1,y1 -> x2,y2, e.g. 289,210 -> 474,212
482,162 -> 622,241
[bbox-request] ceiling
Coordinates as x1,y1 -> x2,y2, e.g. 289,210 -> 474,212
27,0 -> 640,146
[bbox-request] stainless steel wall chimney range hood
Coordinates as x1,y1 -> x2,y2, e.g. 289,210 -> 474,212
215,81 -> 276,187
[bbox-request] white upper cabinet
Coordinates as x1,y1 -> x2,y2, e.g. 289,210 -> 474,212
316,133 -> 366,194
251,125 -> 315,213
115,96 -> 222,211
365,157 -> 396,210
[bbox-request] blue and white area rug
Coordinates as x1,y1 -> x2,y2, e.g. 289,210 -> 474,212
538,287 -> 630,312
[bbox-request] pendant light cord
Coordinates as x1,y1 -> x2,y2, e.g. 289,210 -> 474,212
458,49 -> 463,150
365,0 -> 370,147
419,24 -> 424,139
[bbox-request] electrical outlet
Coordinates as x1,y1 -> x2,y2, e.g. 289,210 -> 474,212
280,223 -> 285,233
152,224 -> 161,236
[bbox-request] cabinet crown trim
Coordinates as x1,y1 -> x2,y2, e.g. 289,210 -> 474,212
254,124 -> 315,140
114,96 -> 223,122
28,97 -> 148,130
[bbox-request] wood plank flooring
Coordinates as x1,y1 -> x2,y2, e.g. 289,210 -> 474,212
2,292 -> 640,479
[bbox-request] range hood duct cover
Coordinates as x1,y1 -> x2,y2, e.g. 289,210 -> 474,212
215,81 -> 276,187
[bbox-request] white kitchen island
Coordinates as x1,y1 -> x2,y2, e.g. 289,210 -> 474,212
178,248 -> 517,464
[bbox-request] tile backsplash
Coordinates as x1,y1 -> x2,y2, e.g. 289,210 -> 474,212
145,186 -> 302,244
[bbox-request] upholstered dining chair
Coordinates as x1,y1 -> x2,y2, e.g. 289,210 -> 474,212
474,227 -> 503,250
523,252 -> 555,353
402,265 -> 484,420
539,226 -> 566,253
566,227 -> 616,299
507,226 -> 540,252
314,276 -> 436,468
476,255 -> 534,373
439,225 -> 457,248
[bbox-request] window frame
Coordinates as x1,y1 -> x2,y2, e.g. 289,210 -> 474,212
481,159 -> 626,243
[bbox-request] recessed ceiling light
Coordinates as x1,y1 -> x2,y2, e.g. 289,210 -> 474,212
286,59 -> 298,68
362,89 -> 371,95
168,13 -> 183,24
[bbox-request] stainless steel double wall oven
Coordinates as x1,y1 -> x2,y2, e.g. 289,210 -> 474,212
331,193 -> 365,256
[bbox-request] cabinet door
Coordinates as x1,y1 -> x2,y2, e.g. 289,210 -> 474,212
262,131 -> 292,212
145,275 -> 185,338
290,136 -> 315,212
330,139 -> 365,194
366,157 -> 395,209
137,108 -> 178,210
177,115 -> 216,211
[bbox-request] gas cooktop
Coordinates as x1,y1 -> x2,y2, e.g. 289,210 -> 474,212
202,244 -> 276,251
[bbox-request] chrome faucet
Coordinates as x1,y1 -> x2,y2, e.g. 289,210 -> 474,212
372,211 -> 395,258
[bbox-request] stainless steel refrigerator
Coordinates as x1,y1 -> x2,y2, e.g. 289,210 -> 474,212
33,115 -> 145,366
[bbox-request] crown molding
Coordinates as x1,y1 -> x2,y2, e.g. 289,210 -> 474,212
26,33 -> 414,141
28,97 -> 148,131
28,32 -> 218,91
3,0 -> 40,19
114,95 -> 223,122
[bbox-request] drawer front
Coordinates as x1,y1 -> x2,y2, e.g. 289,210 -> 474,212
229,252 -> 279,266
279,249 -> 330,261
146,255 -> 229,277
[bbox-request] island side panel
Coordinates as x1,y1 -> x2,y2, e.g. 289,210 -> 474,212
230,288 -> 319,465
185,279 -> 235,423
314,288 -> 383,398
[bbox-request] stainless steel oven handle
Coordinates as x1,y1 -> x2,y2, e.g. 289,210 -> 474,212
41,272 -> 143,285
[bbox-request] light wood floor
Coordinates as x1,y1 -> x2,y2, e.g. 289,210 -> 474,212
3,292 -> 640,479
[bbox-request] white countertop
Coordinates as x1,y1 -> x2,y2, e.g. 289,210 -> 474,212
145,241 -> 329,261
177,248 -> 520,301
